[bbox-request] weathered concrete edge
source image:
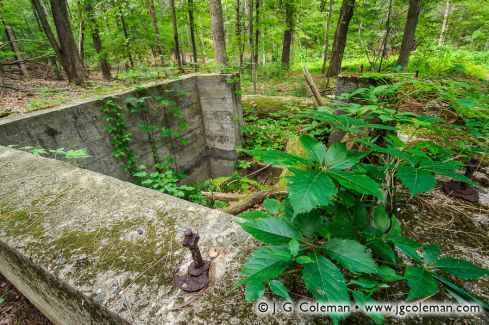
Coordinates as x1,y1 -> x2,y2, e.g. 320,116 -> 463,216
0,145 -> 260,324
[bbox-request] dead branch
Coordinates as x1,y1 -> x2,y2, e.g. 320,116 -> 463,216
201,191 -> 244,201
0,55 -> 50,66
303,66 -> 325,106
221,190 -> 288,215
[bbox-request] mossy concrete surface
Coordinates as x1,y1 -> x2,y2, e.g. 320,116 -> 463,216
0,146 -> 267,324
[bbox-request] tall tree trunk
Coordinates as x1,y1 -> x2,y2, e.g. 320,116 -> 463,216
438,0 -> 450,46
78,17 -> 85,65
248,0 -> 256,92
378,0 -> 393,71
209,0 -> 227,71
169,0 -> 182,70
281,0 -> 294,67
397,0 -> 421,67
85,0 -> 112,80
254,0 -> 260,64
327,0 -> 355,77
148,0 -> 163,62
1,0 -> 30,79
115,0 -> 133,68
188,0 -> 198,69
236,0 -> 243,72
321,0 -> 333,75
31,0 -> 86,85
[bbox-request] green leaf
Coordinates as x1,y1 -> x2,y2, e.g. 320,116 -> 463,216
376,266 -> 403,282
329,170 -> 382,199
432,273 -> 489,311
269,280 -> 292,301
423,244 -> 441,264
404,266 -> 438,301
299,134 -> 327,164
247,149 -> 313,166
324,143 -> 348,167
263,199 -> 283,216
383,216 -> 401,240
302,251 -> 349,321
397,164 -> 436,198
373,205 -> 390,234
352,291 -> 385,325
391,237 -> 421,262
287,169 -> 337,214
296,256 -> 314,264
433,258 -> 489,279
238,211 -> 270,220
349,277 -> 389,290
289,239 -> 299,257
245,281 -> 265,302
241,217 -> 300,245
290,210 -> 323,238
321,239 -> 377,274
367,239 -> 397,264
240,245 -> 291,284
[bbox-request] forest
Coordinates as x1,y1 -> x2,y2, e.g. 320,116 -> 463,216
0,0 -> 489,324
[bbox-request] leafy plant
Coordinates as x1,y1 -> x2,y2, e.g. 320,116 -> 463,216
236,81 -> 488,324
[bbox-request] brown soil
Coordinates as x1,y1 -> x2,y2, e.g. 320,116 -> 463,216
0,273 -> 52,325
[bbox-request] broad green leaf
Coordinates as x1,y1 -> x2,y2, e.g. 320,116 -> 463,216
391,237 -> 421,262
423,244 -> 441,264
404,266 -> 438,301
349,277 -> 389,290
433,169 -> 479,186
247,149 -> 313,166
241,217 -> 300,245
272,249 -> 293,262
287,169 -> 337,214
433,258 -> 489,279
302,251 -> 349,321
373,205 -> 390,234
321,239 -> 377,274
263,199 -> 283,216
245,281 -> 265,302
397,165 -> 436,198
352,290 -> 385,325
367,239 -> 397,264
329,170 -> 382,198
290,209 -> 323,238
289,239 -> 299,257
324,143 -> 348,168
383,216 -> 401,240
376,266 -> 403,282
432,273 -> 489,311
299,134 -> 327,164
240,245 -> 291,284
296,256 -> 314,264
238,210 -> 270,220
269,280 -> 292,301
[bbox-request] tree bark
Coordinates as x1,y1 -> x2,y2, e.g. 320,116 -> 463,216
187,0 -> 198,69
209,0 -> 227,71
31,0 -> 87,85
254,0 -> 260,64
438,0 -> 450,46
78,14 -> 85,65
85,0 -> 112,80
116,0 -> 134,68
1,0 -> 30,79
248,0 -> 257,92
236,0 -> 243,72
281,0 -> 294,67
148,0 -> 163,62
397,0 -> 421,68
327,0 -> 355,77
321,0 -> 333,75
169,0 -> 182,70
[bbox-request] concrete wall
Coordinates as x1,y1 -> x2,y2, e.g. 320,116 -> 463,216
0,147 -> 260,324
0,74 -> 242,183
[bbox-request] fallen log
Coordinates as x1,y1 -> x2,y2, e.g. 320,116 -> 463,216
201,191 -> 244,202
222,190 -> 288,216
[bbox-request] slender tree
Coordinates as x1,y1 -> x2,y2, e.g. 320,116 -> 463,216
254,0 -> 260,64
248,0 -> 256,92
31,0 -> 87,85
209,0 -> 227,71
397,0 -> 422,67
187,0 -> 198,69
115,0 -> 134,68
378,0 -> 393,71
85,0 -> 112,80
169,0 -> 182,70
0,0 -> 30,79
327,0 -> 355,77
147,0 -> 163,62
438,0 -> 450,46
281,0 -> 294,67
321,0 -> 334,75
